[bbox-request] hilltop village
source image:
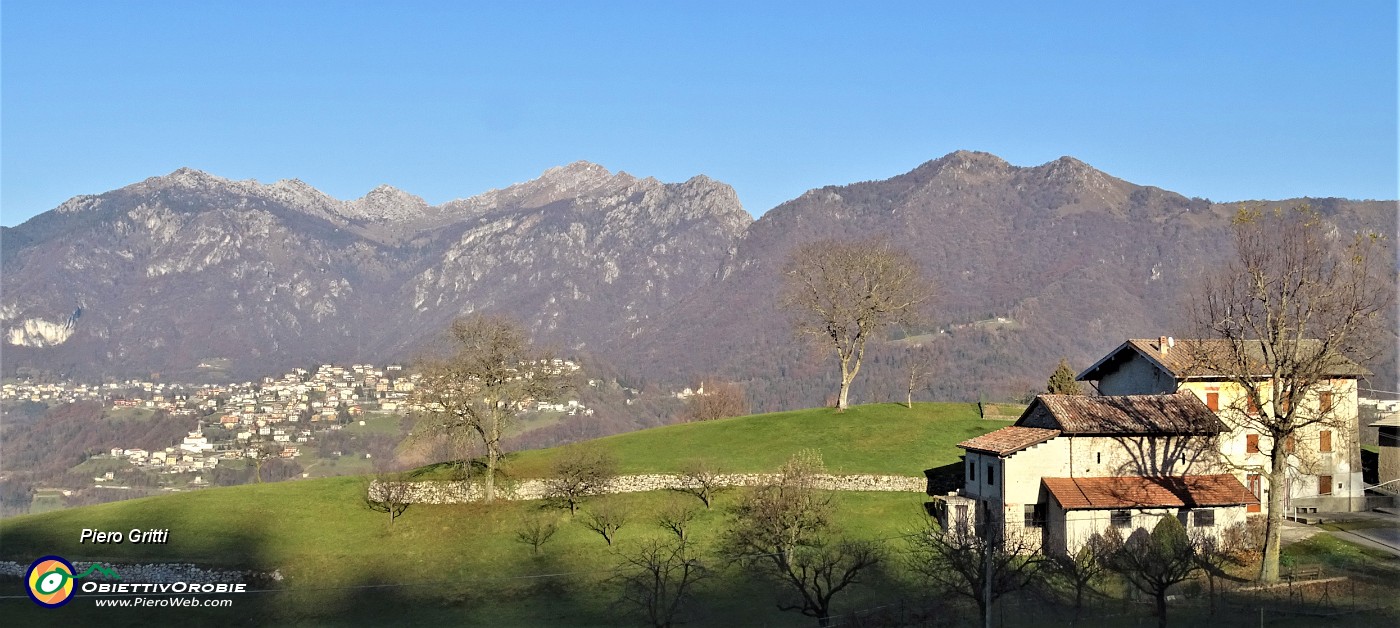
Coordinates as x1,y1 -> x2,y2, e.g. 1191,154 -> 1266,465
2,360 -> 592,491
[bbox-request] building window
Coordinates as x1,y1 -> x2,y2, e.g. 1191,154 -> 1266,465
1320,391 -> 1333,413
1024,503 -> 1047,528
1111,510 -> 1131,528
1205,392 -> 1219,412
1247,474 -> 1262,513
1286,434 -> 1295,453
987,464 -> 995,486
967,459 -> 975,482
1246,434 -> 1259,454
1318,475 -> 1333,496
1247,395 -> 1259,415
1096,451 -> 1101,464
1319,430 -> 1332,453
1194,509 -> 1215,527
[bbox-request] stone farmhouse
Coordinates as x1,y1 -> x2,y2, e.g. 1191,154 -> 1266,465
934,336 -> 1365,556
940,392 -> 1258,556
1078,337 -> 1366,513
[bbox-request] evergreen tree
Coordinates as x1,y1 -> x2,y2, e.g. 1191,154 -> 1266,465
1046,358 -> 1084,395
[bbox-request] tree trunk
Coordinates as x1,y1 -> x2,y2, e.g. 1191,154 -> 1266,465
483,415 -> 501,504
837,360 -> 852,410
1155,590 -> 1167,628
1259,439 -> 1288,582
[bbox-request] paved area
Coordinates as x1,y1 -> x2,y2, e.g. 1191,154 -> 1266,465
1313,509 -> 1400,558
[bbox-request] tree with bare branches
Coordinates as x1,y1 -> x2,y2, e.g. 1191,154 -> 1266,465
413,314 -> 573,503
723,450 -> 882,626
780,237 -> 932,410
515,508 -> 560,556
1188,205 -> 1391,582
676,459 -> 726,510
546,442 -> 618,514
612,538 -> 711,628
364,471 -> 414,526
681,379 -> 750,422
906,519 -> 1047,627
581,500 -> 628,545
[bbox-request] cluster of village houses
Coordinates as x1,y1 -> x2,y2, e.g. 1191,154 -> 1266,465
936,337 -> 1400,557
2,360 -> 579,489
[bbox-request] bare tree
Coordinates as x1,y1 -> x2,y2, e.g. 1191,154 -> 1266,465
612,538 -> 711,628
515,508 -> 560,556
414,314 -> 573,503
364,471 -> 414,526
657,497 -> 699,543
246,437 -> 281,484
780,237 -> 932,410
681,380 -> 750,422
1097,517 -> 1200,628
581,500 -> 628,545
906,519 -> 1046,626
723,450 -> 882,626
546,443 -> 618,514
1188,205 -> 1391,582
1046,534 -> 1110,624
903,342 -> 939,409
675,459 -> 726,510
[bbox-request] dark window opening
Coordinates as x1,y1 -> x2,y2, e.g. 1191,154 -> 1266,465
967,459 -> 975,482
987,464 -> 995,486
1096,452 -> 1101,464
1111,510 -> 1131,528
1024,503 -> 1047,528
1194,509 -> 1215,527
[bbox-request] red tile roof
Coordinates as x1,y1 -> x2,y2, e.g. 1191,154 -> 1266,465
1042,475 -> 1260,510
958,426 -> 1060,456
1016,391 -> 1225,435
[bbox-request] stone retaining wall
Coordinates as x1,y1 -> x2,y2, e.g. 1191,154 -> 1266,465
370,473 -> 926,504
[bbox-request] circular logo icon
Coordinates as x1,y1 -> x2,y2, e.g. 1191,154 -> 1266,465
26,555 -> 76,608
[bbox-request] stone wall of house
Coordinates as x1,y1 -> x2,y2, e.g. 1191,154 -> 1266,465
369,473 -> 926,504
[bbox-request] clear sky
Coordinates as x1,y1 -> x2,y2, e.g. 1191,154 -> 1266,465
2,1 -> 1396,226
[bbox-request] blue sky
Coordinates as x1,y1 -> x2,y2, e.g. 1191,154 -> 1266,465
2,2 -> 1395,226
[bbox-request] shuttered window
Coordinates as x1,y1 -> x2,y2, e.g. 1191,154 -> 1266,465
1246,434 -> 1259,454
1319,430 -> 1332,453
1318,475 -> 1333,496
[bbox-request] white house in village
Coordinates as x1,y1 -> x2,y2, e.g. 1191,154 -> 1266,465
1077,338 -> 1367,513
937,392 -> 1258,556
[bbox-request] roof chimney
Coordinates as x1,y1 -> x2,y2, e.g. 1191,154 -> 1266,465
1159,336 -> 1169,355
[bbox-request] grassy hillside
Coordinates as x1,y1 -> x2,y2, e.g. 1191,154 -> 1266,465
496,401 -> 1002,479
1,403 -> 994,626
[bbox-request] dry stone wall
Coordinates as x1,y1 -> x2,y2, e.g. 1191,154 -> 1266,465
370,473 -> 926,504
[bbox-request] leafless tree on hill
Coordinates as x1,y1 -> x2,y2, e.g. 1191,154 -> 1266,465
779,237 -> 933,410
413,314 -> 573,503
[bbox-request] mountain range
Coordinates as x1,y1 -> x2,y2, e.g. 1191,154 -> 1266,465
3,152 -> 1395,410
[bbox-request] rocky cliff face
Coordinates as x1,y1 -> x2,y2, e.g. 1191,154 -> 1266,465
0,162 -> 752,379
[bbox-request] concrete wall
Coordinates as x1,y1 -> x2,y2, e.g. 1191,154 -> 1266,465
1097,352 -> 1177,396
370,473 -> 927,504
1058,506 -> 1247,556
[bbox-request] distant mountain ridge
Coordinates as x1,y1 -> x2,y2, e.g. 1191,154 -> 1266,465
2,153 -> 1394,412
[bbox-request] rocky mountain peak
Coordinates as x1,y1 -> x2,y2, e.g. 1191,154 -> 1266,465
344,184 -> 430,222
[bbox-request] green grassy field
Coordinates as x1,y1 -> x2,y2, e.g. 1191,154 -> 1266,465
485,402 -> 1002,480
1,402 -> 986,626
